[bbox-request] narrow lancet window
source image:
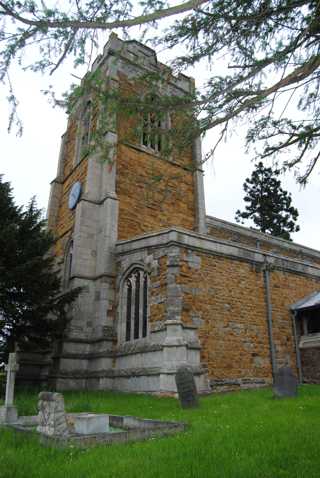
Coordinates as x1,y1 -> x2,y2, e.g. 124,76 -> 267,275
64,240 -> 73,288
142,272 -> 148,338
123,268 -> 148,342
134,270 -> 140,339
125,278 -> 132,341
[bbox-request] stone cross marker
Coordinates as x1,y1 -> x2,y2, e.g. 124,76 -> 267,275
37,391 -> 69,437
175,366 -> 199,409
273,366 -> 298,398
0,353 -> 19,424
5,353 -> 19,406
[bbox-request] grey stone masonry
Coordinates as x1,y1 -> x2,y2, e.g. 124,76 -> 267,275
37,392 -> 69,437
116,228 -> 320,279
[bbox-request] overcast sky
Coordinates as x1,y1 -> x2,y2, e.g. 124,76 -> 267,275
1,35 -> 319,252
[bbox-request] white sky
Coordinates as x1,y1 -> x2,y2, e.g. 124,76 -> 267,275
1,34 -> 320,251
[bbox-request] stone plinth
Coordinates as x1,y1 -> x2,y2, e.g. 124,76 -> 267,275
0,405 -> 18,424
37,392 -> 69,436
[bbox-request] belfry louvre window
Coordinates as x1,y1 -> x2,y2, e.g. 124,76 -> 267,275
124,268 -> 148,341
141,97 -> 165,153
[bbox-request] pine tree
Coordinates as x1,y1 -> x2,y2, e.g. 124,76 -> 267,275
235,162 -> 300,240
0,176 -> 79,362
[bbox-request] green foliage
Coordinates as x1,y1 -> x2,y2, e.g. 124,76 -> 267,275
0,176 -> 79,363
1,386 -> 320,477
1,1 -> 320,180
235,162 -> 300,240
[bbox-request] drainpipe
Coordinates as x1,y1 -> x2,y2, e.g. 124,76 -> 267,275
292,310 -> 303,383
263,264 -> 277,380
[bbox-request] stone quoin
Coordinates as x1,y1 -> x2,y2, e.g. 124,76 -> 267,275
17,34 -> 320,394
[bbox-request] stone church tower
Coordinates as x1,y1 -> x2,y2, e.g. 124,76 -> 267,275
21,34 -> 320,393
46,34 -> 208,393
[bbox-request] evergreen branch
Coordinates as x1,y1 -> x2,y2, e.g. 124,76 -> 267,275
0,0 -> 208,30
49,29 -> 78,75
202,54 -> 320,132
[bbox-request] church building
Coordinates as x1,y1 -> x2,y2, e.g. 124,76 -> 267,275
22,34 -> 320,393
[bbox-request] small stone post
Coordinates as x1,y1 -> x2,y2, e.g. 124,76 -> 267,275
0,353 -> 19,424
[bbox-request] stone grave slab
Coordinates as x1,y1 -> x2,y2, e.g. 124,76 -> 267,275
273,366 -> 298,398
175,366 -> 199,408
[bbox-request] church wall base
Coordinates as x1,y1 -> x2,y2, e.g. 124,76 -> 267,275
51,366 -> 209,395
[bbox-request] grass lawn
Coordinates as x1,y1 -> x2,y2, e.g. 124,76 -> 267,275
1,385 -> 320,478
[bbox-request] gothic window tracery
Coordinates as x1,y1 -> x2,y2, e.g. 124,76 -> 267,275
123,268 -> 148,342
141,97 -> 167,153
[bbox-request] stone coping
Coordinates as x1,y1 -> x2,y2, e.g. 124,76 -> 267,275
206,215 -> 320,259
4,413 -> 187,448
116,228 -> 320,278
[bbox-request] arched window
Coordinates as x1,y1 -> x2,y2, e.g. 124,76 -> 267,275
141,96 -> 167,153
123,268 -> 148,341
64,240 -> 73,288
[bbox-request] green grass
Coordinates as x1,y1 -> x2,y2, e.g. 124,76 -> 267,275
1,386 -> 320,478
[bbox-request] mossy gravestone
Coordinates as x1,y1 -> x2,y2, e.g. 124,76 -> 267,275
175,366 -> 199,408
273,366 -> 298,398
37,392 -> 69,436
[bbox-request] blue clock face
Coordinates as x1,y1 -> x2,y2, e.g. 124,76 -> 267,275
68,182 -> 82,210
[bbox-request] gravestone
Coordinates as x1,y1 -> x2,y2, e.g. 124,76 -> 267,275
175,366 -> 199,408
273,366 -> 298,398
0,353 -> 19,424
37,392 -> 69,436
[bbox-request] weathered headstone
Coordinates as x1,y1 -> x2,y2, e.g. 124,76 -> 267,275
273,366 -> 298,398
0,353 -> 19,424
175,366 -> 199,408
37,392 -> 69,436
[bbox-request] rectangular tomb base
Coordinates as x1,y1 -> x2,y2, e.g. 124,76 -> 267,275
3,412 -> 187,448
41,414 -> 187,448
67,413 -> 110,434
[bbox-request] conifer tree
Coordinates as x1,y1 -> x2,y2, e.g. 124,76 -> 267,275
235,162 -> 300,240
0,176 -> 79,362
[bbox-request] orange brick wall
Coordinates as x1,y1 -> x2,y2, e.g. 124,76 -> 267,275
116,74 -> 196,240
117,144 -> 195,240
176,248 -> 320,385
